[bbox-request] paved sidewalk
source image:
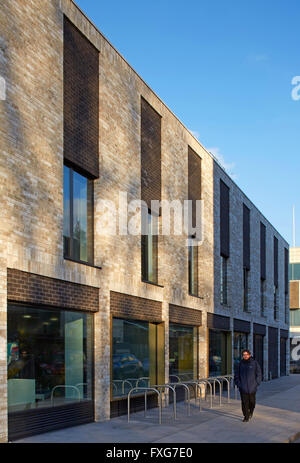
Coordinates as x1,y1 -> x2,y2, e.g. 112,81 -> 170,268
14,375 -> 300,444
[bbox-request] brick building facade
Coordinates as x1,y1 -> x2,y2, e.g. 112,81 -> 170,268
0,0 -> 289,441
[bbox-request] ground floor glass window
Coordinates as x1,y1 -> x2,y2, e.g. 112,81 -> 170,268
209,329 -> 229,377
169,323 -> 198,382
112,318 -> 164,398
7,304 -> 93,413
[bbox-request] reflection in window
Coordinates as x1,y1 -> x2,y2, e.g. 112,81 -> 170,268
169,324 -> 197,382
141,211 -> 158,284
209,329 -> 229,377
63,165 -> 93,264
112,318 -> 150,398
7,304 -> 93,413
188,238 -> 198,297
233,332 -> 248,372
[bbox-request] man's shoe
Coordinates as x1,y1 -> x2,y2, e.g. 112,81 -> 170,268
249,412 -> 253,420
242,417 -> 249,422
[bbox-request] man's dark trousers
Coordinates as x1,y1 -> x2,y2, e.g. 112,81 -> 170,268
240,391 -> 256,419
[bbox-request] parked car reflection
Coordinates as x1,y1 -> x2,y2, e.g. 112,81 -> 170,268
113,353 -> 143,379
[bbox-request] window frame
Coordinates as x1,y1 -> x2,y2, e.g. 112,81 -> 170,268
63,163 -> 94,266
141,209 -> 158,285
188,236 -> 199,297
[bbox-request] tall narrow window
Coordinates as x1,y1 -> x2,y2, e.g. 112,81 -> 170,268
141,211 -> 158,284
274,237 -> 278,320
188,147 -> 201,297
63,164 -> 93,264
220,180 -> 230,306
260,222 -> 266,316
243,204 -> 250,312
141,98 -> 161,283
221,256 -> 228,305
220,180 -> 230,258
188,237 -> 199,296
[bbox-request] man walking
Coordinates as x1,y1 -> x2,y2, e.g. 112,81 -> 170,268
234,349 -> 262,422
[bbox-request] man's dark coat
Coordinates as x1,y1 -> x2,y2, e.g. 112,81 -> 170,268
234,357 -> 262,394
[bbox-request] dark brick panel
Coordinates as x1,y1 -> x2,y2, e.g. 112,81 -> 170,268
243,204 -> 250,270
169,304 -> 202,326
234,318 -> 251,333
280,329 -> 289,339
274,237 -> 278,288
64,16 -> 99,179
253,323 -> 266,336
207,313 -> 230,331
141,97 -> 161,211
110,291 -> 162,322
7,269 -> 99,312
220,180 -> 230,258
111,394 -> 158,418
188,146 -> 201,229
284,247 -> 289,294
260,222 -> 266,280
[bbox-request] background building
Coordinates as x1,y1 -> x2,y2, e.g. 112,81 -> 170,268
289,247 -> 300,373
0,0 -> 289,442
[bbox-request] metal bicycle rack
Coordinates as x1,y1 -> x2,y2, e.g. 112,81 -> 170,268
214,376 -> 231,403
206,377 -> 222,406
151,384 -> 177,420
125,373 -> 239,426
112,379 -> 133,395
75,382 -> 88,398
178,373 -> 193,382
219,374 -> 237,400
136,377 -> 150,388
184,381 -> 203,411
168,382 -> 191,416
51,385 -> 81,405
112,382 -> 118,394
127,387 -> 162,424
197,379 -> 213,408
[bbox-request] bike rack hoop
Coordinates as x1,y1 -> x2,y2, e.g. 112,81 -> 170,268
51,385 -> 81,405
127,387 -> 162,424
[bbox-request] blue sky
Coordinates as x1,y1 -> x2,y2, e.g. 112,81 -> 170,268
76,0 -> 300,245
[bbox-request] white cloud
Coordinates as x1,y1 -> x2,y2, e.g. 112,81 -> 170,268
247,53 -> 269,64
208,147 -> 237,179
